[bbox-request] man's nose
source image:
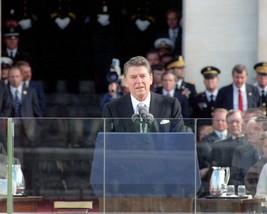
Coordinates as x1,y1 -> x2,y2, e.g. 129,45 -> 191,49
135,76 -> 142,83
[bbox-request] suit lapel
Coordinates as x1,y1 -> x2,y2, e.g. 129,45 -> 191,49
149,92 -> 164,118
229,85 -> 234,109
118,94 -> 136,132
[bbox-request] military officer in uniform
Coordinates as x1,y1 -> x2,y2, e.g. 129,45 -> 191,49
165,56 -> 197,107
254,62 -> 267,114
192,66 -> 221,120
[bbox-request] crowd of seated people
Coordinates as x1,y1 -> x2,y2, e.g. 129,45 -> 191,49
1,1 -> 267,202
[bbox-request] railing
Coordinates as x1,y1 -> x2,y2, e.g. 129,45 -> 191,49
0,117 -> 266,213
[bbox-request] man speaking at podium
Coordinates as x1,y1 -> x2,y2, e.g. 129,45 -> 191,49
102,56 -> 184,132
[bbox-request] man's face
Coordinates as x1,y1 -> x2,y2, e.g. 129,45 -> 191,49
153,69 -> 164,85
173,67 -> 185,79
233,71 -> 248,88
162,73 -> 176,91
226,112 -> 244,137
20,65 -> 32,81
4,37 -> 19,50
212,111 -> 228,132
8,68 -> 23,88
256,73 -> 267,88
204,77 -> 219,91
246,121 -> 263,146
146,53 -> 160,66
167,11 -> 179,29
1,68 -> 9,79
124,66 -> 153,101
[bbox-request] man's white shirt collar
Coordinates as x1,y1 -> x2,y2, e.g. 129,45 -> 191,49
162,89 -> 174,97
131,93 -> 151,114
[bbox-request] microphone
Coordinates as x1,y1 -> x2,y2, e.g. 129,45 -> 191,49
145,113 -> 154,125
131,113 -> 141,124
131,113 -> 143,132
137,104 -> 148,120
137,103 -> 154,125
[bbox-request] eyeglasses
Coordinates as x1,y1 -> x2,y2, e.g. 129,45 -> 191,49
227,119 -> 243,124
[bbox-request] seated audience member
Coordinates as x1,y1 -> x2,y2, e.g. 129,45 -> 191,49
245,131 -> 267,196
151,64 -> 164,92
154,38 -> 174,57
201,108 -> 228,146
165,56 -> 197,106
192,66 -> 221,121
198,125 -> 214,142
160,53 -> 173,66
216,64 -> 260,111
100,82 -> 122,108
146,49 -> 161,66
1,57 -> 13,85
156,70 -> 191,118
254,62 -> 267,110
16,60 -> 46,116
242,108 -> 266,133
211,110 -> 247,168
231,117 -> 266,186
197,108 -> 228,197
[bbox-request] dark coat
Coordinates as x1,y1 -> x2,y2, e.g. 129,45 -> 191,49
156,87 -> 191,118
9,85 -> 41,117
211,136 -> 248,168
158,26 -> 183,57
231,144 -> 261,186
0,81 -> 12,117
28,80 -> 46,116
215,84 -> 260,110
102,92 -> 184,132
192,92 -> 216,119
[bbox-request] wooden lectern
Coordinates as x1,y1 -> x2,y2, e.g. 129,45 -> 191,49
91,133 -> 200,212
99,197 -> 193,212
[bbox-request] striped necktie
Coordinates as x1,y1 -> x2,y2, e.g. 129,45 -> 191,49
14,90 -> 21,117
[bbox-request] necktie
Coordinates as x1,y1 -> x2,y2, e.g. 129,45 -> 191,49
14,90 -> 21,117
166,93 -> 171,97
238,89 -> 244,112
171,29 -> 176,43
261,90 -> 265,105
10,51 -> 14,59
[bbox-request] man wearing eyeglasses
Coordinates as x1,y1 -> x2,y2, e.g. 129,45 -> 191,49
211,110 -> 248,168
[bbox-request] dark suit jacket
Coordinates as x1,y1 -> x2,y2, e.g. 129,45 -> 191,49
155,87 -> 191,118
211,136 -> 248,168
0,81 -> 12,117
102,92 -> 184,132
244,158 -> 267,196
192,92 -> 216,119
231,144 -> 261,186
2,48 -> 32,63
158,26 -> 182,57
215,84 -> 260,110
28,80 -> 46,116
9,85 -> 42,117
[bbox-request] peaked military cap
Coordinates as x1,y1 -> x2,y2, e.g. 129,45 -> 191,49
201,66 -> 221,79
165,56 -> 185,70
254,62 -> 267,75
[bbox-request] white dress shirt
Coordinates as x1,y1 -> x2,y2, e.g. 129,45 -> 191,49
131,93 -> 151,114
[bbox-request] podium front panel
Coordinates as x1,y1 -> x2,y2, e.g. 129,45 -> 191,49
91,131 -> 200,197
